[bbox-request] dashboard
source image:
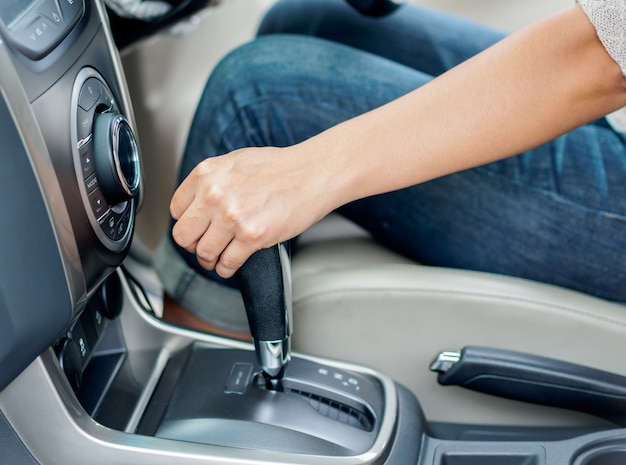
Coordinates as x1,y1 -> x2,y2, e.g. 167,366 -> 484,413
0,0 -> 141,391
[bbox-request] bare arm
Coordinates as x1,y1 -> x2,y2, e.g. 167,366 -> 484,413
171,5 -> 626,278
317,5 -> 626,203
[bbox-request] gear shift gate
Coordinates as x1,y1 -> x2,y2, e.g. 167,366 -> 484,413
144,245 -> 387,455
147,346 -> 385,456
252,373 -> 377,432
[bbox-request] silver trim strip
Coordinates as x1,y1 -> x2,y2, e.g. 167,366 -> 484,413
430,351 -> 462,374
124,347 -> 171,433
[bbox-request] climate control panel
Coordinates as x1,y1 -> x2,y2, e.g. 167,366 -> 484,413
71,67 -> 140,252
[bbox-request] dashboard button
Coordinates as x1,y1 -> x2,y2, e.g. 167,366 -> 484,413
78,78 -> 101,111
114,208 -> 132,241
97,87 -> 114,112
88,188 -> 108,220
88,301 -> 106,337
39,0 -> 63,27
100,211 -> 120,240
58,0 -> 84,26
79,146 -> 95,178
71,319 -> 91,366
76,106 -> 92,144
85,173 -> 99,195
11,14 -> 61,59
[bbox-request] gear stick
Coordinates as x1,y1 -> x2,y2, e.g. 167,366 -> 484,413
236,243 -> 292,384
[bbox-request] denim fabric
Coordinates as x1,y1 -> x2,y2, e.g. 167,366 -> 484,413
156,0 -> 626,319
153,238 -> 248,332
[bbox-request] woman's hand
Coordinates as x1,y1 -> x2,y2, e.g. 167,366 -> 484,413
170,146 -> 332,278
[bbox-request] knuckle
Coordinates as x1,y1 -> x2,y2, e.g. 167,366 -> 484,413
205,181 -> 225,199
169,188 -> 185,216
196,247 -> 218,264
215,265 -> 235,279
238,222 -> 265,244
216,257 -> 241,279
221,203 -> 243,226
195,159 -> 214,176
219,255 -> 243,270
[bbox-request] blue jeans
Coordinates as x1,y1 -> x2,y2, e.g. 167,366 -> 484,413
157,0 -> 626,325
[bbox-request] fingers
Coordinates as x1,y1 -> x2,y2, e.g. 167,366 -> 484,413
171,205 -> 207,252
170,172 -> 196,221
169,158 -> 266,277
170,161 -> 226,252
172,202 -> 259,278
167,146 -> 315,278
215,240 -> 255,279
170,168 -> 205,251
193,225 -> 235,273
182,218 -> 265,278
196,217 -> 267,278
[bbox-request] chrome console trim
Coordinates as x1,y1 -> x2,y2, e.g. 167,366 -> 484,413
255,338 -> 292,378
124,347 -> 171,434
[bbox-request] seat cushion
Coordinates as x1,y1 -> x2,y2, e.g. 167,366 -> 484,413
291,236 -> 626,426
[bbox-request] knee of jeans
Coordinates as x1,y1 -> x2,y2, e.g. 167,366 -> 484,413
206,37 -> 298,90
205,35 -> 342,100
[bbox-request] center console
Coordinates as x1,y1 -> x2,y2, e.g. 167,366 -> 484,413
1,1 -> 626,464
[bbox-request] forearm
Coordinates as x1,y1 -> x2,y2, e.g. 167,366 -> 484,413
301,5 -> 626,211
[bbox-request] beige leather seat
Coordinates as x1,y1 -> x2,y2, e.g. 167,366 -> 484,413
290,218 -> 626,427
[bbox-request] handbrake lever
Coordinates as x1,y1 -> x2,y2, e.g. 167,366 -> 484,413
236,244 -> 292,384
431,346 -> 626,426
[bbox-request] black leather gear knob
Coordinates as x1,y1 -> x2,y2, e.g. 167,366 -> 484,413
236,243 -> 292,379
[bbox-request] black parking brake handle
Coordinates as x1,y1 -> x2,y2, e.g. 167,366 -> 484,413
431,346 -> 626,426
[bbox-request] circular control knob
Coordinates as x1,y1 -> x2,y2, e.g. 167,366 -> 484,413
96,272 -> 124,320
93,111 -> 140,205
57,337 -> 83,393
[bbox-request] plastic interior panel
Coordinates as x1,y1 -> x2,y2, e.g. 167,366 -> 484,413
0,410 -> 39,465
0,92 -> 72,391
151,347 -> 384,456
